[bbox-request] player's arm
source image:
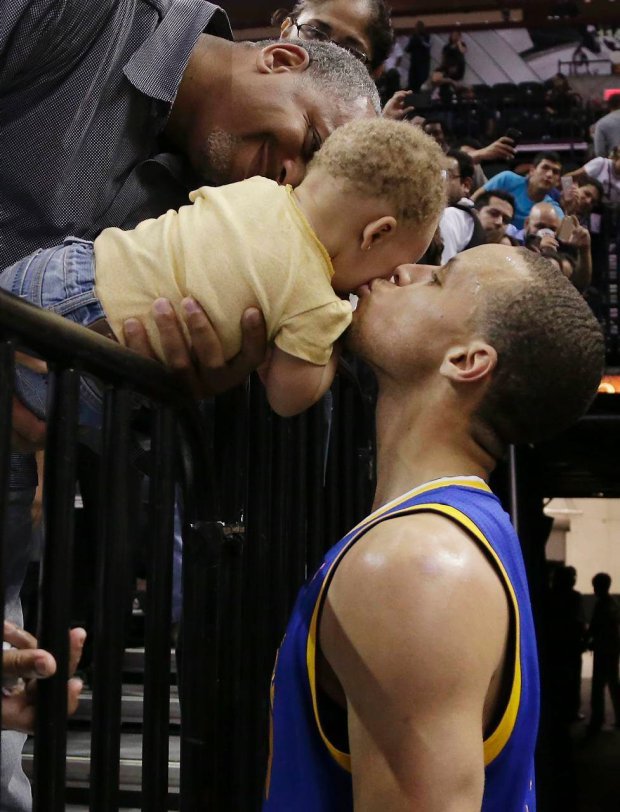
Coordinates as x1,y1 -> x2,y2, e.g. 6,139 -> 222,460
320,513 -> 509,812
260,344 -> 340,417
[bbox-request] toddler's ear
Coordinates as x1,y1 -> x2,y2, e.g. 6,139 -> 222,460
361,216 -> 397,251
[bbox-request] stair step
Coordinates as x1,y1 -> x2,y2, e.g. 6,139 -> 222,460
123,647 -> 177,675
72,685 -> 180,725
23,731 -> 180,790
66,807 -> 140,811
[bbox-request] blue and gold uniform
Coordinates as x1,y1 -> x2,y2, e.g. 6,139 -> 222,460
264,477 -> 539,811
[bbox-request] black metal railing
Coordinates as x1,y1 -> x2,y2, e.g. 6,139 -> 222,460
0,287 -> 376,810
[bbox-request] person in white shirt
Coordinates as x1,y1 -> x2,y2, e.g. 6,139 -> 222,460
439,150 -> 487,264
593,93 -> 620,158
567,146 -> 620,204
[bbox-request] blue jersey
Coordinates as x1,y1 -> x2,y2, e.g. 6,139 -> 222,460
264,477 -> 539,811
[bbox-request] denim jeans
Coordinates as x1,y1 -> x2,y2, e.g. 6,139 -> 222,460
0,238 -> 105,427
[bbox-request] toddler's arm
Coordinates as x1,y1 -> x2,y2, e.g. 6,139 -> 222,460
261,344 -> 341,417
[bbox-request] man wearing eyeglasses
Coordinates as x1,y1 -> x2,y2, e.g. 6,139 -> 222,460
474,191 -> 516,245
437,150 -> 487,264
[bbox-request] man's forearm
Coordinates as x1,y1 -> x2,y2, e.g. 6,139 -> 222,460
574,248 -> 592,291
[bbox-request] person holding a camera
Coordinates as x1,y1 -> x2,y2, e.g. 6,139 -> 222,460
518,202 -> 592,291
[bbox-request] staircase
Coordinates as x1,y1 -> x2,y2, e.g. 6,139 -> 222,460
22,600 -> 180,809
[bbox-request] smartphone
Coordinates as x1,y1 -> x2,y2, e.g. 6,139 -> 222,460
557,215 -> 577,243
561,175 -> 574,193
403,92 -> 431,118
505,127 -> 522,145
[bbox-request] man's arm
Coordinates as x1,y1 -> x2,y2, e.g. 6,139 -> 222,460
320,513 -> 509,811
465,137 -> 515,166
569,225 -> 593,291
123,298 -> 267,398
471,171 -> 512,204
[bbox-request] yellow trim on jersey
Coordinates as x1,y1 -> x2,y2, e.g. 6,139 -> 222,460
265,642 -> 283,800
306,477 -> 494,773
410,504 -> 522,766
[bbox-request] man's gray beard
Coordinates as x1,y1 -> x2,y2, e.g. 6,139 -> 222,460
199,129 -> 242,184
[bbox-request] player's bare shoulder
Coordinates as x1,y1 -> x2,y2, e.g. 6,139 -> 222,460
321,510 -> 510,689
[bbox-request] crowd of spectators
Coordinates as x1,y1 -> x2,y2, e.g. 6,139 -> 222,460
397,84 -> 620,302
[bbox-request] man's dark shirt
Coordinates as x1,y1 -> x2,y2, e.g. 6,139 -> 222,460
0,0 -> 232,269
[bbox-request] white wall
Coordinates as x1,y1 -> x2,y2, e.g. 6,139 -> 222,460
545,498 -> 620,593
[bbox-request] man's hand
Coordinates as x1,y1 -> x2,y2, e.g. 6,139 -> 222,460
561,186 -> 580,216
467,136 -> 516,164
539,233 -> 560,253
123,299 -> 267,398
569,224 -> 591,250
382,90 -> 415,121
2,623 -> 85,733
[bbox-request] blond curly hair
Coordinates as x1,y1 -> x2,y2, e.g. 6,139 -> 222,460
308,119 -> 446,226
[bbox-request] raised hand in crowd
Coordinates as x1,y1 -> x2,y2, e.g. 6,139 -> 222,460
2,623 -> 85,734
561,184 -> 582,216
123,301 -> 267,399
382,89 -> 415,120
538,231 -> 560,253
569,224 -> 592,250
467,136 -> 516,164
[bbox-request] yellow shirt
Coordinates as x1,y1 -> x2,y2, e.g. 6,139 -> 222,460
94,177 -> 352,365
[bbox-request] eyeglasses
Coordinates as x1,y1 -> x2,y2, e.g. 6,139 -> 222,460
288,15 -> 370,65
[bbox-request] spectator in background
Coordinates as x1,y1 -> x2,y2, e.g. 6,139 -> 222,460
593,93 -> 620,158
516,202 -> 592,292
547,566 -> 587,723
472,151 -> 564,230
459,136 -> 516,191
561,174 -> 604,223
567,145 -> 620,204
438,150 -> 487,263
586,573 -> 620,734
423,120 -> 449,153
441,30 -> 467,83
275,0 -> 393,73
545,73 -> 580,117
405,21 -> 431,92
474,190 -> 516,244
275,0 -> 415,121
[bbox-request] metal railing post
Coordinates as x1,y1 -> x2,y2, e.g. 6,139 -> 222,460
33,367 -> 80,811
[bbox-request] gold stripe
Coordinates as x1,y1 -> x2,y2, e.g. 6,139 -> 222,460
398,503 -> 522,766
265,644 -> 283,799
305,477 -> 495,771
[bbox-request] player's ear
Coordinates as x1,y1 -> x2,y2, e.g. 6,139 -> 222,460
255,42 -> 310,74
440,341 -> 497,383
361,217 -> 398,251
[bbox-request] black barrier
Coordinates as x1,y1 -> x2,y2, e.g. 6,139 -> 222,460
0,287 -> 376,809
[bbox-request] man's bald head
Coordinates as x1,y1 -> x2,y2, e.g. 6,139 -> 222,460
525,202 -> 561,236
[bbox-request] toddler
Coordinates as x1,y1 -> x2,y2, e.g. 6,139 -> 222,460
1,119 -> 445,419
